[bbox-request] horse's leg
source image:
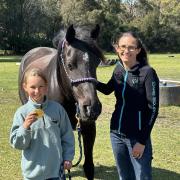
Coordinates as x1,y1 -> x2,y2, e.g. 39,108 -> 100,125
81,122 -> 96,180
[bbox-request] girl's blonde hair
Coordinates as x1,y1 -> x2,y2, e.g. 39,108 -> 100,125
23,68 -> 47,84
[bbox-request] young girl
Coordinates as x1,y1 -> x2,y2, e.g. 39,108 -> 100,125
10,68 -> 75,180
96,32 -> 159,180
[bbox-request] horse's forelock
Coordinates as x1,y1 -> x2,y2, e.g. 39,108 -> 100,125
75,26 -> 93,40
73,25 -> 105,63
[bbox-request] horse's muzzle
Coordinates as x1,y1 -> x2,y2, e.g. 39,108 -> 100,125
80,101 -> 102,121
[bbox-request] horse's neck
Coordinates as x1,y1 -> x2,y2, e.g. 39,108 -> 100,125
54,57 -> 74,100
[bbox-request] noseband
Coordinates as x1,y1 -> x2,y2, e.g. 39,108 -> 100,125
60,40 -> 97,85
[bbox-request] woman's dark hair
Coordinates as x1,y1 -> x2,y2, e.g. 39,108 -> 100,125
113,32 -> 148,66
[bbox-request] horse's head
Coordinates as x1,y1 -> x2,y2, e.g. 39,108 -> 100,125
55,24 -> 103,122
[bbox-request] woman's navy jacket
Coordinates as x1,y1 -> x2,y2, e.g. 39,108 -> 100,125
97,62 -> 159,145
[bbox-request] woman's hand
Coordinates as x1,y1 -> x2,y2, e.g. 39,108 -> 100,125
23,112 -> 37,129
64,160 -> 72,170
132,142 -> 145,159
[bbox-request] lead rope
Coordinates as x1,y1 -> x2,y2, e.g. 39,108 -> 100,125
67,170 -> 71,180
65,103 -> 83,180
72,115 -> 82,167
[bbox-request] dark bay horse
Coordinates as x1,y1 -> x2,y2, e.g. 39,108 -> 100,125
18,24 -> 104,180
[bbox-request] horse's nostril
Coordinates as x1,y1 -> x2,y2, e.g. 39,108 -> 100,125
84,105 -> 91,117
81,101 -> 102,120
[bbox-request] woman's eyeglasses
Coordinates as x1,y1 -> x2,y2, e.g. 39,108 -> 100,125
118,45 -> 137,52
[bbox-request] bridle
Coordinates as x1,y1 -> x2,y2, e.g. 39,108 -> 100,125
60,40 -> 97,85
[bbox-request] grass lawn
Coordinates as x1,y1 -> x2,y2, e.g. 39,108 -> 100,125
0,54 -> 179,180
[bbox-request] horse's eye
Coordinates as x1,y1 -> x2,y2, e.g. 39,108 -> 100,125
67,63 -> 73,71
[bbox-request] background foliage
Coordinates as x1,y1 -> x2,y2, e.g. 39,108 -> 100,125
0,0 -> 180,53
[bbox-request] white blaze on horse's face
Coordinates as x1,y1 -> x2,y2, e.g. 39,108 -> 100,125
83,52 -> 89,62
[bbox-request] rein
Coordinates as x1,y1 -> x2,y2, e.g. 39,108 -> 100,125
60,40 -> 97,85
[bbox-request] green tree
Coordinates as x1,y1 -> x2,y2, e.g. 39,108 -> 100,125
126,0 -> 180,52
60,0 -> 102,27
0,0 -> 62,53
0,0 -> 179,53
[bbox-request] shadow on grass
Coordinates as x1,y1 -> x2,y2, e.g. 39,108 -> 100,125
69,165 -> 118,179
69,165 -> 180,180
0,59 -> 21,62
153,167 -> 180,180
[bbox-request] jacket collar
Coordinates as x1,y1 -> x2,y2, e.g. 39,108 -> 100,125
128,63 -> 140,72
117,61 -> 140,73
28,96 -> 48,109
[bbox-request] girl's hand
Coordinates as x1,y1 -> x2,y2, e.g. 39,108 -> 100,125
23,112 -> 37,129
64,160 -> 72,170
132,142 -> 145,159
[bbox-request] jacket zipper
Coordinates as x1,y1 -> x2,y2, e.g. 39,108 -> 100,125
138,111 -> 141,130
40,104 -> 45,127
118,70 -> 128,132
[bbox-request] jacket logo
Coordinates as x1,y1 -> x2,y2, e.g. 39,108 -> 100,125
52,119 -> 58,124
132,77 -> 139,85
132,77 -> 139,87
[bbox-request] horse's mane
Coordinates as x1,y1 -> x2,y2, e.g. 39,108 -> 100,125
52,28 -> 65,48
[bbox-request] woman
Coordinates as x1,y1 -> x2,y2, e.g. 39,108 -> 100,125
96,32 -> 159,180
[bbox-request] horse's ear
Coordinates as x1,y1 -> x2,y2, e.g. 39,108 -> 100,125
66,24 -> 75,44
91,24 -> 100,40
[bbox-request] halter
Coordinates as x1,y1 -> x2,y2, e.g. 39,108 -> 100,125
60,40 -> 97,85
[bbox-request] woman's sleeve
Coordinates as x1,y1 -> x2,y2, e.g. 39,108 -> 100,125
96,75 -> 114,95
138,68 -> 159,145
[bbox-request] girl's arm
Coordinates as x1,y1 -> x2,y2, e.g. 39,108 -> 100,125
10,111 -> 32,150
60,107 -> 75,162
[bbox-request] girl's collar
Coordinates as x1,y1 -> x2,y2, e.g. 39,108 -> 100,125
28,96 -> 48,109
